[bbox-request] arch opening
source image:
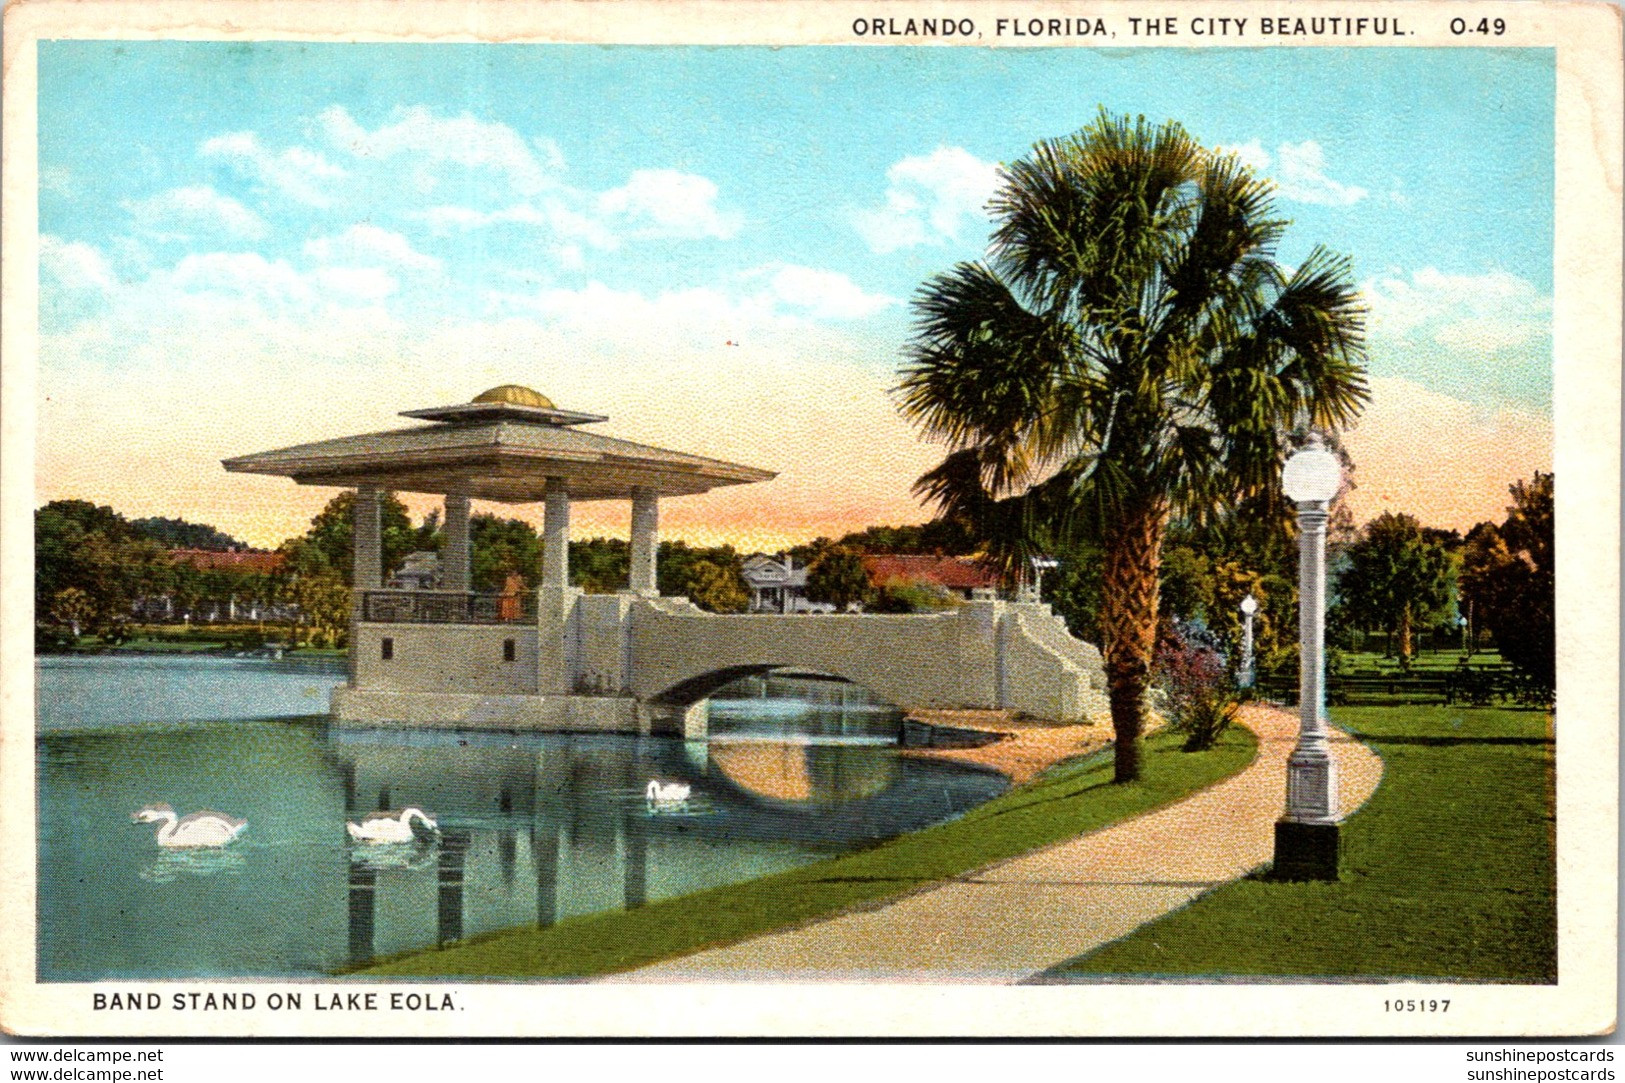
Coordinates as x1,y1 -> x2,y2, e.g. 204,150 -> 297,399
648,666 -> 907,746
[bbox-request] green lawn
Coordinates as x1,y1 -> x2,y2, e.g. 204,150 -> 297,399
353,724 -> 1258,979
51,625 -> 349,657
1042,704 -> 1555,983
1336,647 -> 1507,674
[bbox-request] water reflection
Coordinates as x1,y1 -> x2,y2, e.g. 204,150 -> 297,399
138,847 -> 248,884
37,664 -> 1005,980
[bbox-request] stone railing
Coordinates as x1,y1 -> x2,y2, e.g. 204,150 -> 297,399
360,590 -> 536,625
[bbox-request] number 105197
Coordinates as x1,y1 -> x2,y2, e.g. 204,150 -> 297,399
1385,999 -> 1450,1012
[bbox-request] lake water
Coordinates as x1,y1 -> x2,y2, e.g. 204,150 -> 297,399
35,656 -> 1005,980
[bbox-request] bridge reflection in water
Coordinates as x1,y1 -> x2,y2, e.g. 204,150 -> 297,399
38,667 -> 1006,980
335,674 -> 928,968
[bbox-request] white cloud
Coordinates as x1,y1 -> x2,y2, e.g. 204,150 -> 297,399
852,146 -> 1001,254
537,202 -> 621,249
167,251 -> 315,306
419,170 -> 738,251
304,224 -> 440,272
416,200 -> 619,249
200,131 -> 346,207
309,265 -> 400,303
1218,139 -> 1272,173
525,280 -> 783,341
510,263 -> 895,333
1364,267 -> 1550,352
1218,139 -> 1368,206
319,105 -> 561,196
122,185 -> 269,241
596,169 -> 741,240
761,263 -> 897,320
40,235 -> 116,292
418,204 -> 515,231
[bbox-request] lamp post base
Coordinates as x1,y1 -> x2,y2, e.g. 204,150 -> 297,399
1272,820 -> 1341,881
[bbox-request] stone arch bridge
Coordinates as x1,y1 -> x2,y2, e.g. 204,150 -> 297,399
331,591 -> 1110,737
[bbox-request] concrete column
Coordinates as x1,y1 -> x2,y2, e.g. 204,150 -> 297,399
680,699 -> 709,741
353,486 -> 383,590
628,487 -> 659,596
443,487 -> 472,593
349,486 -> 383,691
1285,502 -> 1338,823
543,478 -> 571,589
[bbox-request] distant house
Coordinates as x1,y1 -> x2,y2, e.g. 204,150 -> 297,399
741,553 -> 828,613
860,554 -> 999,601
388,551 -> 441,590
169,548 -> 285,574
134,548 -> 287,622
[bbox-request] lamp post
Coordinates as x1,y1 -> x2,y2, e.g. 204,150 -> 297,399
1238,593 -> 1259,689
1029,556 -> 1060,602
1274,432 -> 1343,880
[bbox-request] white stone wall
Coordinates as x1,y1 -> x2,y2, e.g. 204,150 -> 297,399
629,598 -> 1107,722
999,607 -> 1111,723
332,687 -> 639,731
630,605 -> 976,709
351,623 -> 540,696
574,593 -> 637,695
340,592 -> 1109,728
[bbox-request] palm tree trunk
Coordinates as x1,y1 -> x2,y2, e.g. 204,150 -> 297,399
1100,498 -> 1169,782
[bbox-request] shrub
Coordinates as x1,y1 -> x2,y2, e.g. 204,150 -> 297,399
1156,622 -> 1240,751
874,581 -> 959,613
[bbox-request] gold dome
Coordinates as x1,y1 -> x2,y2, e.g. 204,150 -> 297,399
472,385 -> 555,409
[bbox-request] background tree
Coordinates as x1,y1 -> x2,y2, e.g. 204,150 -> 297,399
413,508 -> 443,554
287,491 -> 415,585
829,519 -> 978,556
287,571 -> 351,648
805,546 -> 875,611
470,514 -> 542,591
1042,544 -> 1106,643
1159,544 -> 1287,677
655,541 -> 745,606
272,492 -> 406,648
1333,511 -> 1455,666
131,516 -> 247,551
48,587 -> 95,640
1461,472 -> 1554,696
35,500 -> 171,641
683,559 -> 750,613
571,538 -> 631,593
168,561 -> 207,620
897,110 -> 1368,780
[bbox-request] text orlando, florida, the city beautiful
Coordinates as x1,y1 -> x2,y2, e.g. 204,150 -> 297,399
849,15 -> 1412,38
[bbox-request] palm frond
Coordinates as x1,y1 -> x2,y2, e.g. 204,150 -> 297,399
898,109 -> 1371,556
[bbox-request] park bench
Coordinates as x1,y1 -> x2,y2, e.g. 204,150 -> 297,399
1255,667 -> 1518,706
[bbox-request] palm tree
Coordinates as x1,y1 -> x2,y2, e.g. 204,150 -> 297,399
898,110 -> 1368,781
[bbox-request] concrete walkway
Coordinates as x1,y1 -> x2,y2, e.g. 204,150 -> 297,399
607,705 -> 1384,985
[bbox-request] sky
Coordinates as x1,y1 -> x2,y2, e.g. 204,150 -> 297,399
34,42 -> 1555,550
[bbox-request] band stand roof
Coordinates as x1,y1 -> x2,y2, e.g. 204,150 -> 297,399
222,386 -> 776,503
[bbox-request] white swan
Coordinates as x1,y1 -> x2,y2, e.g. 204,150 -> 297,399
131,804 -> 247,849
645,779 -> 692,810
347,807 -> 439,844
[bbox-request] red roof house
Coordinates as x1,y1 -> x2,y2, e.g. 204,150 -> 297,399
169,549 -> 285,574
860,554 -> 998,598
